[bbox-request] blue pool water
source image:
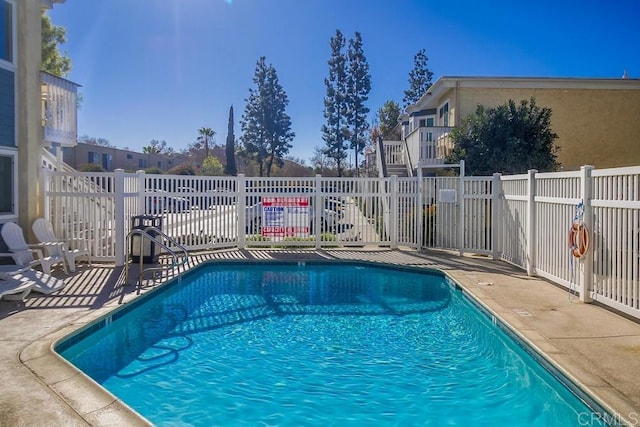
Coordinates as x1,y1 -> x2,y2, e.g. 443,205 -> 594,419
58,262 -> 601,426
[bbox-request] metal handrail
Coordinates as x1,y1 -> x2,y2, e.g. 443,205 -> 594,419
377,135 -> 388,178
125,226 -> 189,291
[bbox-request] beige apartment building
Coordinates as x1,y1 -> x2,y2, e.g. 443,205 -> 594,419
403,76 -> 640,170
62,143 -> 176,172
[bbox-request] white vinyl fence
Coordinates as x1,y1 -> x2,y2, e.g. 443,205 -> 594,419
41,165 -> 640,319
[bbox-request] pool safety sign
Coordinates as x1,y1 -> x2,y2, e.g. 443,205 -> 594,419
262,196 -> 310,238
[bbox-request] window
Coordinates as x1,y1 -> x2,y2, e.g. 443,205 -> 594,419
88,151 -> 98,164
419,119 -> 426,127
0,0 -> 14,65
439,102 -> 449,127
126,153 -> 133,159
426,118 -> 434,127
0,68 -> 14,147
138,158 -> 147,168
0,149 -> 16,216
101,153 -> 112,170
0,1 -> 15,148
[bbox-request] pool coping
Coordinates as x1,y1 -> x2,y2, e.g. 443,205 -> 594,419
15,250 -> 640,425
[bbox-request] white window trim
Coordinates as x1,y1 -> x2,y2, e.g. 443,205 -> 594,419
0,147 -> 18,221
0,0 -> 17,72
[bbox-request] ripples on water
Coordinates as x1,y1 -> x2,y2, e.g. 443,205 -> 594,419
60,264 -> 593,426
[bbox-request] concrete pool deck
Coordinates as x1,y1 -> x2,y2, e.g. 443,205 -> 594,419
1,248 -> 639,426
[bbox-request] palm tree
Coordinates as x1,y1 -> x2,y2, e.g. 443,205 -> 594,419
197,127 -> 215,160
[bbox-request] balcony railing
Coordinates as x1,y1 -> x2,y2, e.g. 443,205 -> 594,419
405,126 -> 454,169
381,140 -> 405,166
41,71 -> 81,147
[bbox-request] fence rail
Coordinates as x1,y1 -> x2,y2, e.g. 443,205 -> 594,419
41,164 -> 640,320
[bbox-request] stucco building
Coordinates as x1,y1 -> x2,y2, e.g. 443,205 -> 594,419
1,0 -> 74,234
401,76 -> 640,171
61,142 -> 176,172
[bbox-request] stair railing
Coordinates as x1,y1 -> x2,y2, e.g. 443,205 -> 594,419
125,226 -> 189,292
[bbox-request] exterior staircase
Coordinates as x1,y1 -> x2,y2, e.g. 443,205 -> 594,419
385,164 -> 409,178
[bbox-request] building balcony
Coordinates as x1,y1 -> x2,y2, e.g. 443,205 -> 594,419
398,126 -> 454,170
41,71 -> 81,147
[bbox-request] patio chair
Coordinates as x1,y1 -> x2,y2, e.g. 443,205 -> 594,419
32,218 -> 90,273
0,222 -> 67,275
0,275 -> 34,301
0,265 -> 65,296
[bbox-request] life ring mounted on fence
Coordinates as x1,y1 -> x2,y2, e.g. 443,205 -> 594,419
568,222 -> 590,259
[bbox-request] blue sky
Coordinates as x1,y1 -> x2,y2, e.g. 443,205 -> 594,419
50,0 -> 640,164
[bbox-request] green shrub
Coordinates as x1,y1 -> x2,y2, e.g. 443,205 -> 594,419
78,163 -> 106,172
167,163 -> 197,175
144,167 -> 164,174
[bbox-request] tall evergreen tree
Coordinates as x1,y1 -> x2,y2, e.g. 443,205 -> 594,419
264,65 -> 294,176
224,105 -> 237,176
377,100 -> 402,139
240,57 -> 269,176
240,57 -> 294,177
321,30 -> 349,176
346,32 -> 371,176
403,49 -> 434,109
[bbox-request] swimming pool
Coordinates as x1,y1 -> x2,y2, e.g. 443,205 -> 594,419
57,261 -> 605,426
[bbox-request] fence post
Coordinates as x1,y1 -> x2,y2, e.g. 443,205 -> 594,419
114,169 -> 126,267
315,174 -> 322,249
458,160 -> 465,256
136,170 -> 145,215
580,165 -> 594,303
416,167 -> 424,250
491,173 -> 502,260
237,174 -> 246,249
390,175 -> 398,249
526,169 -> 538,276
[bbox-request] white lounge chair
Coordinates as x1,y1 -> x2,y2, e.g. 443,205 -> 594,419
0,276 -> 33,301
32,218 -> 90,273
0,222 -> 67,275
0,265 -> 65,295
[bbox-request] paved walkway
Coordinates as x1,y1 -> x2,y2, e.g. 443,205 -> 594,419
1,248 -> 639,426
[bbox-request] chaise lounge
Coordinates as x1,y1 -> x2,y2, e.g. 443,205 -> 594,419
0,275 -> 33,301
0,265 -> 65,297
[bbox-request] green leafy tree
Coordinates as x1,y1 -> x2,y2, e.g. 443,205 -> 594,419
41,12 -> 71,77
377,100 -> 402,139
311,145 -> 337,175
143,139 -> 173,155
197,127 -> 215,160
224,105 -> 238,176
202,156 -> 225,176
369,120 -> 381,146
403,49 -> 434,109
447,98 -> 560,175
346,32 -> 371,177
240,57 -> 294,177
79,135 -> 114,148
322,30 -> 349,176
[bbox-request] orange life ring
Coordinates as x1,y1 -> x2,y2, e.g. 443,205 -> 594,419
568,222 -> 590,259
